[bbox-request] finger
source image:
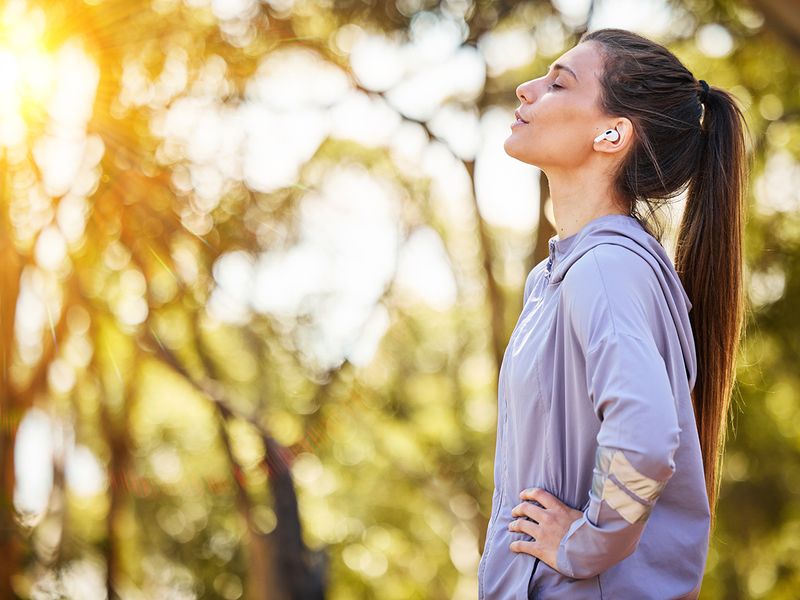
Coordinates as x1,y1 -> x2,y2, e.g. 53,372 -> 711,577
509,539 -> 541,557
509,518 -> 540,538
511,502 -> 547,523
520,487 -> 559,509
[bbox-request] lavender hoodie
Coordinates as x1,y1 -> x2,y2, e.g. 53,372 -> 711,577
477,213 -> 710,599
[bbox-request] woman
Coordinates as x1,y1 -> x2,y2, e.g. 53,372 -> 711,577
477,28 -> 748,599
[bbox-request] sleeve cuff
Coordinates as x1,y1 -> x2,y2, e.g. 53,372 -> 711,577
556,513 -> 592,579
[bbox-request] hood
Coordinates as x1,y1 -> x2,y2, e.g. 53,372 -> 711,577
545,213 -> 697,391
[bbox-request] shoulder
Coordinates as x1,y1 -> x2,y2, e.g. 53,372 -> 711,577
562,243 -> 658,303
561,243 -> 661,347
563,243 -> 659,297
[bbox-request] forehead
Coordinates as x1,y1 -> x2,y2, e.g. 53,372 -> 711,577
555,41 -> 605,82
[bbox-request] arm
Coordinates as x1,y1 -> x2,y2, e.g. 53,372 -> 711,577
556,332 -> 680,578
557,248 -> 681,579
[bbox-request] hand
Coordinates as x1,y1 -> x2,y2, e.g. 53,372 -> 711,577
508,487 -> 584,572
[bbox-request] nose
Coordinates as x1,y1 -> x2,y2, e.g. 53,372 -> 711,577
516,80 -> 537,104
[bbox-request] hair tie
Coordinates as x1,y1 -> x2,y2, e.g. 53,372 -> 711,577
698,79 -> 709,104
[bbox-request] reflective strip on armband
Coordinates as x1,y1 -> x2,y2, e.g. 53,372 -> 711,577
590,446 -> 667,525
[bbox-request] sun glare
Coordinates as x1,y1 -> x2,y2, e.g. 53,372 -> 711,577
0,1 -> 55,146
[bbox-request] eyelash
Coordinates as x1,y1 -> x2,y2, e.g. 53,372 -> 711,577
549,83 -> 563,90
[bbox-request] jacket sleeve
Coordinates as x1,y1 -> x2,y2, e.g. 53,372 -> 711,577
556,247 -> 682,579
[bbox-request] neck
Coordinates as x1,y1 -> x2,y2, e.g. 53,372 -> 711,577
543,166 -> 630,239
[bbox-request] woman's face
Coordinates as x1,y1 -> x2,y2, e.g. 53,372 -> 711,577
504,41 -> 611,170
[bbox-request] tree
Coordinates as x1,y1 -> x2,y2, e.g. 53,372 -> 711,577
1,0 -> 799,597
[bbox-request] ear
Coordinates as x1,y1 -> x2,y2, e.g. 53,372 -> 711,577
593,117 -> 634,155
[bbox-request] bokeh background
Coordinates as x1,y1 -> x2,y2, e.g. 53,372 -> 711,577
1,0 -> 799,598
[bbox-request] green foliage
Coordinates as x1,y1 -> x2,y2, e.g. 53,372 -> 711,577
2,0 -> 799,598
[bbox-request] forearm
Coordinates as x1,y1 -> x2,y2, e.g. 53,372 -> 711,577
556,444 -> 672,578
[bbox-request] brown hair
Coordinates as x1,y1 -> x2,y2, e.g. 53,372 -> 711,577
579,28 -> 750,526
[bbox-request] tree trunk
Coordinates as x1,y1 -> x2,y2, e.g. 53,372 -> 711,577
749,0 -> 800,54
0,152 -> 23,600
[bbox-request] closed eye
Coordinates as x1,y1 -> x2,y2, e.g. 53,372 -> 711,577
548,83 -> 563,90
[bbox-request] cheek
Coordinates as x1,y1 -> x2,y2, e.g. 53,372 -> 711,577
540,100 -> 592,138
523,103 -> 594,160
506,119 -> 588,166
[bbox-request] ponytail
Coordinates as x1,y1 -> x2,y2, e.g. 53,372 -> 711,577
579,28 -> 752,528
673,83 -> 750,526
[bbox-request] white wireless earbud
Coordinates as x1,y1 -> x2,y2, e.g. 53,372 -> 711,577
593,129 -> 620,143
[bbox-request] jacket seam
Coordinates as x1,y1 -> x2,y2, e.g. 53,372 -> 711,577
582,240 -> 659,355
533,336 -> 554,488
585,331 -> 653,357
589,247 -> 617,338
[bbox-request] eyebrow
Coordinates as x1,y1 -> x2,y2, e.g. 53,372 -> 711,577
549,62 -> 579,82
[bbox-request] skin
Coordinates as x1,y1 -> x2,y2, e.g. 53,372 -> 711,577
504,40 -> 635,240
508,488 -> 583,571
504,41 -> 635,570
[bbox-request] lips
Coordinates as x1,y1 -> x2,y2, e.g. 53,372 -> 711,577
514,110 -> 529,123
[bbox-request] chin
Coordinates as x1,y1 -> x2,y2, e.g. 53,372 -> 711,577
503,140 -> 539,166
503,136 -> 525,159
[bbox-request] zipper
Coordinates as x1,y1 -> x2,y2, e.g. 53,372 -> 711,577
481,244 -> 555,598
544,237 -> 556,281
478,358 -> 511,599
527,557 -> 541,599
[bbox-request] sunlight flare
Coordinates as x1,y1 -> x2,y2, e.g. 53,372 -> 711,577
0,1 -> 56,147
